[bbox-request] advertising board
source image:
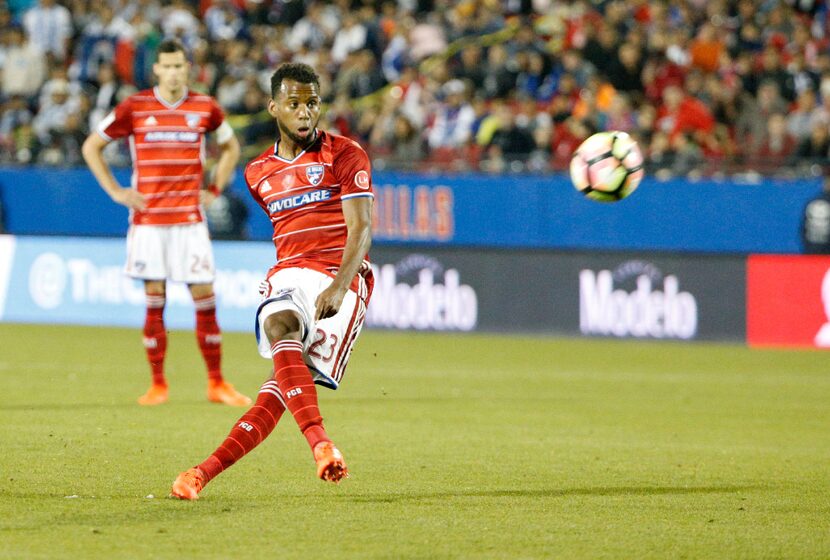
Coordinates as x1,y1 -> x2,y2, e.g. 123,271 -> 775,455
368,247 -> 747,341
0,168 -> 819,254
0,236 -> 746,342
747,255 -> 830,348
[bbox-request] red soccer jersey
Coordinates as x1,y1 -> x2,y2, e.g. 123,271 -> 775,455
245,130 -> 374,282
97,87 -> 225,225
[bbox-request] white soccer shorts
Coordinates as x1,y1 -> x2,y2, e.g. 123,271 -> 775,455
125,222 -> 215,284
255,267 -> 368,390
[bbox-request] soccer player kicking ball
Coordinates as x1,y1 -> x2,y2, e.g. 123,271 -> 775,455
82,40 -> 251,407
171,63 -> 374,498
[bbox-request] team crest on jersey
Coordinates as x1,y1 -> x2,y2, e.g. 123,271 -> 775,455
305,164 -> 325,186
185,113 -> 201,128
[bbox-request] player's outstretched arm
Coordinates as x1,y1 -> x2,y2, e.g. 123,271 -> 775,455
82,133 -> 146,210
314,196 -> 373,320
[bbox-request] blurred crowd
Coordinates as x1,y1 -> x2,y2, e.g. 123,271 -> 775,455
1,0 -> 830,177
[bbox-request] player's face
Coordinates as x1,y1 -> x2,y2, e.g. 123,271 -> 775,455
268,80 -> 321,147
153,51 -> 190,94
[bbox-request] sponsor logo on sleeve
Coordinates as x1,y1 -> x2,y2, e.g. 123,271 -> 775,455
355,170 -> 370,190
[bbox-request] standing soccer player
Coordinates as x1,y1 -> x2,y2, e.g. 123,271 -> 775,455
170,62 -> 374,499
82,39 -> 252,407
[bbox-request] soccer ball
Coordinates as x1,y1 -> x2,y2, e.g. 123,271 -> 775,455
569,131 -> 644,202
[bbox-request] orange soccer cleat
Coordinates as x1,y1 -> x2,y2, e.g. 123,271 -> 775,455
171,467 -> 205,500
313,441 -> 349,484
137,383 -> 168,406
207,380 -> 252,406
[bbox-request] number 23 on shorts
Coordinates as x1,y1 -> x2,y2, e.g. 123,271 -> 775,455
308,328 -> 338,363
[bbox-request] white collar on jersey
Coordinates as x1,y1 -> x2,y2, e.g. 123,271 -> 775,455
273,128 -> 320,163
153,86 -> 189,109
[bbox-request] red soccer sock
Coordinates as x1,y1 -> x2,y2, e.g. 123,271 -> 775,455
271,340 -> 330,451
198,379 -> 286,484
142,295 -> 167,386
194,294 -> 223,382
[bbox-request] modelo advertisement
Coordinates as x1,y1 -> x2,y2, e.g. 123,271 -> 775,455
367,246 -> 747,341
747,254 -> 830,348
0,235 -> 745,341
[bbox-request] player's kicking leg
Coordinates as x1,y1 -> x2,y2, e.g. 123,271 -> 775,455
170,361 -> 344,499
171,269 -> 360,499
170,309 -> 345,499
313,441 -> 348,483
263,310 -> 348,484
171,375 -> 286,499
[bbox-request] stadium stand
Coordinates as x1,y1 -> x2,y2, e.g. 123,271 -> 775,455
0,0 -> 828,176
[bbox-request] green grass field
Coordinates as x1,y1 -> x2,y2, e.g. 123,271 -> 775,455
1,323 -> 828,559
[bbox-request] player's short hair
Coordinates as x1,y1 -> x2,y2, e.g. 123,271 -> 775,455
156,39 -> 186,60
270,63 -> 320,98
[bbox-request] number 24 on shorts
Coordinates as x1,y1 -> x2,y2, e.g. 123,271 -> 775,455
190,254 -> 212,273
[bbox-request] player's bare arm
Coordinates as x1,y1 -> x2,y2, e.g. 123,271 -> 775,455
201,125 -> 241,207
81,132 -> 146,210
314,196 -> 372,320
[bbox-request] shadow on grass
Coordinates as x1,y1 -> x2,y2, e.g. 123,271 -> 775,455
0,485 -> 760,503
0,485 -> 760,532
334,485 -> 760,503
